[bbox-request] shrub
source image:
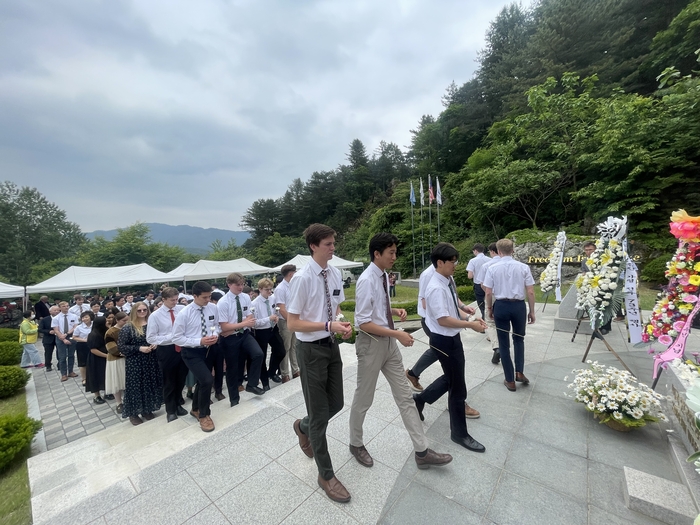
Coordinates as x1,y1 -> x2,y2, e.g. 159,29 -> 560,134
0,328 -> 17,343
0,415 -> 42,471
0,341 -> 22,366
641,255 -> 672,284
456,286 -> 476,304
0,366 -> 30,399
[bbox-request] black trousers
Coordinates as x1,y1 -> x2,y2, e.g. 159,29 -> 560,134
416,332 -> 468,439
221,332 -> 263,404
253,327 -> 286,387
210,342 -> 225,395
157,345 -> 189,415
297,338 -> 344,480
408,318 -> 437,379
181,347 -> 214,418
474,283 -> 486,318
43,340 -> 55,368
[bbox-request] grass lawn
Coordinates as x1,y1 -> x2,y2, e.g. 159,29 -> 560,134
0,389 -> 33,525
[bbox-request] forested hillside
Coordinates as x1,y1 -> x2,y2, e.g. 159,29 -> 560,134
240,0 -> 700,277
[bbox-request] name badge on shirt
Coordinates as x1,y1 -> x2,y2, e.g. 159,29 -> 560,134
333,289 -> 340,296
208,315 -> 215,321
243,306 -> 248,311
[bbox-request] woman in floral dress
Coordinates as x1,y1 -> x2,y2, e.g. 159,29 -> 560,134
118,302 -> 162,425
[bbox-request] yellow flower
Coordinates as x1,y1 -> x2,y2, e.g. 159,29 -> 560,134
586,258 -> 595,268
695,262 -> 700,272
646,325 -> 654,334
671,209 -> 700,224
690,275 -> 700,286
591,275 -> 601,288
608,239 -> 618,248
575,275 -> 584,289
600,250 -> 612,266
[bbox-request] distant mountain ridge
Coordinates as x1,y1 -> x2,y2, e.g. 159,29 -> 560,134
86,223 -> 250,255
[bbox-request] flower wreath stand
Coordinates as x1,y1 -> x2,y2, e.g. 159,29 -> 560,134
540,231 -> 566,313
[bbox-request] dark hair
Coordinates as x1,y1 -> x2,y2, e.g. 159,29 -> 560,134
80,311 -> 95,321
90,301 -> 100,308
303,223 -> 336,254
487,242 -> 498,253
115,311 -> 128,322
177,286 -> 185,292
22,310 -> 33,319
146,290 -> 155,296
430,242 -> 459,268
87,316 -> 108,347
106,307 -> 120,317
472,243 -> 485,253
192,281 -> 212,296
161,287 -> 178,300
281,264 -> 297,277
369,233 -> 399,261
211,291 -> 223,302
242,286 -> 252,294
583,241 -> 596,248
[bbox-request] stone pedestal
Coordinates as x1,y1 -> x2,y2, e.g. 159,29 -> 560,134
554,284 -> 593,335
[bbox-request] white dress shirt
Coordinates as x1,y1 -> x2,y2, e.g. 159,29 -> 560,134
287,258 -> 345,342
72,322 -> 92,340
69,304 -> 89,317
273,279 -> 291,319
217,290 -> 254,331
172,302 -> 220,348
122,302 -> 133,314
354,262 -> 391,329
482,256 -> 535,300
425,272 -> 462,337
476,255 -> 500,284
146,304 -> 185,346
51,312 -> 80,336
417,265 -> 436,318
466,253 -> 491,284
252,295 -> 276,329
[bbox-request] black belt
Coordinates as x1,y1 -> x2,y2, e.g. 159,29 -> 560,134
496,298 -> 523,302
182,346 -> 206,350
307,336 -> 335,346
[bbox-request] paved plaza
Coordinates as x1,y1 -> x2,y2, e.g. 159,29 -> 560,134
25,307 -> 699,525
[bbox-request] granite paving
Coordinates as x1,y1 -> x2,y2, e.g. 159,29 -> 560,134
25,306 -> 700,525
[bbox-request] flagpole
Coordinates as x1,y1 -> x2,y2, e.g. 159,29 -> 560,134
428,175 -> 433,249
409,181 -> 417,278
420,178 -> 425,268
436,176 -> 441,241
437,200 -> 440,241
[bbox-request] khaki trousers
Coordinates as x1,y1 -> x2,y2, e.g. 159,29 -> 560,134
349,332 -> 428,452
278,317 -> 298,376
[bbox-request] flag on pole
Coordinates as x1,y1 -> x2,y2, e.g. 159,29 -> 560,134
428,176 -> 434,204
436,177 -> 442,205
409,181 -> 416,205
419,178 -> 424,206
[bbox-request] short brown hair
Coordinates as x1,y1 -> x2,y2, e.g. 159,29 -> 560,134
161,287 -> 178,300
281,264 -> 296,277
303,223 -> 335,254
226,272 -> 245,285
257,278 -> 273,290
496,239 -> 514,255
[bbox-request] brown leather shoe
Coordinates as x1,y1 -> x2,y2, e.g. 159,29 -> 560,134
349,444 -> 374,467
60,375 -> 68,382
405,369 -> 423,392
504,380 -> 516,392
238,385 -> 245,392
515,372 -> 530,385
465,404 -> 480,419
142,412 -> 155,421
129,416 -> 143,426
199,416 -> 215,432
190,409 -> 199,419
293,419 -> 314,458
282,375 -> 291,383
318,475 -> 351,503
215,392 -> 226,401
68,372 -> 78,378
415,448 -> 453,469
292,371 -> 300,379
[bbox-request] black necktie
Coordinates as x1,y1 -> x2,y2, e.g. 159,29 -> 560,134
448,280 -> 460,319
381,272 -> 395,330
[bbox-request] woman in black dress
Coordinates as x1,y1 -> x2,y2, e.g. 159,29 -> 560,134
85,316 -> 109,404
72,311 -> 94,386
118,301 -> 162,425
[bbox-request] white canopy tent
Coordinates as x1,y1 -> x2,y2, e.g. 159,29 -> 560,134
164,258 -> 272,282
0,282 -> 25,299
269,254 -> 364,273
26,264 -> 171,294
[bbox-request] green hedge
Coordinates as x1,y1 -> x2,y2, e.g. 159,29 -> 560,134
641,255 -> 671,284
0,367 -> 30,399
0,342 -> 22,366
0,328 -> 17,343
0,415 -> 42,471
341,292 -> 475,315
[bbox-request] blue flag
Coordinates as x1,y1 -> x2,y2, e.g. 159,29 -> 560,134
409,181 -> 416,205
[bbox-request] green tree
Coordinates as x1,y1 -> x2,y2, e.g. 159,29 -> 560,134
0,182 -> 84,284
253,233 -> 306,267
207,239 -> 249,261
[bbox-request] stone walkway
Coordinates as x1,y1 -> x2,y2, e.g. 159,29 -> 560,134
26,308 -> 699,525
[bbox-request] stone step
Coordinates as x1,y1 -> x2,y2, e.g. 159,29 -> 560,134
623,466 -> 698,525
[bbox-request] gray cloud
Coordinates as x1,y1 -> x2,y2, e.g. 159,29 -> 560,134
0,0 -> 513,231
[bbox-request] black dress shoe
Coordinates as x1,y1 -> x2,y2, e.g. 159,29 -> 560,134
451,434 -> 486,453
270,374 -> 282,383
491,349 -> 500,364
176,406 -> 188,416
263,384 -> 271,392
186,391 -> 193,399
230,399 -> 240,407
246,385 -> 265,395
167,413 -> 178,423
178,397 -> 186,405
215,392 -> 226,401
104,394 -> 115,401
93,396 -> 105,405
413,393 -> 425,422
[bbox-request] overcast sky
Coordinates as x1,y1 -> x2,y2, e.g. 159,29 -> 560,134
1,0 -> 514,232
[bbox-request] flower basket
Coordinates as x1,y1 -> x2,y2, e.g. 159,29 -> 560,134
568,361 -> 667,430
